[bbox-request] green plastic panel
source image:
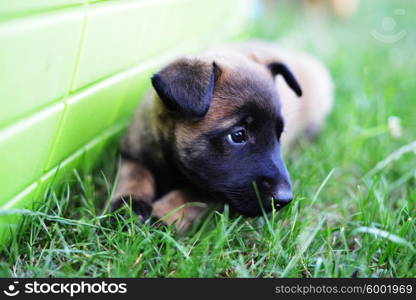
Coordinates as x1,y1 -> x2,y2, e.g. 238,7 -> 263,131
0,8 -> 85,127
0,0 -> 251,242
0,182 -> 38,244
47,75 -> 134,169
0,0 -> 85,20
0,103 -> 64,207
73,0 -> 151,90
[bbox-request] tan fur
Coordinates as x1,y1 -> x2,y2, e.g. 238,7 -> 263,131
114,159 -> 155,204
305,0 -> 359,19
209,41 -> 333,148
175,53 -> 277,150
153,190 -> 212,232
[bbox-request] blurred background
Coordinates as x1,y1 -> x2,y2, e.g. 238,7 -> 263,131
0,0 -> 415,277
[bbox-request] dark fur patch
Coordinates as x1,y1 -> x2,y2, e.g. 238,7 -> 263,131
268,62 -> 303,97
151,59 -> 220,120
111,197 -> 152,223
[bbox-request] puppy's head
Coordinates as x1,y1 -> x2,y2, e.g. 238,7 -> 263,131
151,55 -> 302,216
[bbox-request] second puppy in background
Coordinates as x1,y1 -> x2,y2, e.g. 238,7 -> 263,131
304,0 -> 359,19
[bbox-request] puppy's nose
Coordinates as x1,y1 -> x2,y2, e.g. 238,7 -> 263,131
272,189 -> 293,208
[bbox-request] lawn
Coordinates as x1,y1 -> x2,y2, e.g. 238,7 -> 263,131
1,0 -> 415,277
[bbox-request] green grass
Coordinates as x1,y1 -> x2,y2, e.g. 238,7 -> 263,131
1,0 -> 415,277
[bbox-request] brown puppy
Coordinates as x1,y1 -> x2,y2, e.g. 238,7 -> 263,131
112,42 -> 333,231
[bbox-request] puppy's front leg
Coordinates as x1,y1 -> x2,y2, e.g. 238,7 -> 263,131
111,158 -> 155,222
153,190 -> 212,232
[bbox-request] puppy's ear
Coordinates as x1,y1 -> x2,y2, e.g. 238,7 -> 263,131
151,59 -> 220,120
268,62 -> 302,97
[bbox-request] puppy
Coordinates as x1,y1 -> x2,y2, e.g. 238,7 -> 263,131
112,42 -> 333,231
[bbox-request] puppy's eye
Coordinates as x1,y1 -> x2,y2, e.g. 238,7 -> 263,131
227,129 -> 247,144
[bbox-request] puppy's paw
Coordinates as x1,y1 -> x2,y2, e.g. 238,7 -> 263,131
111,197 -> 152,223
